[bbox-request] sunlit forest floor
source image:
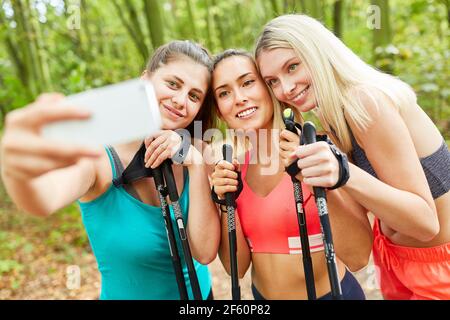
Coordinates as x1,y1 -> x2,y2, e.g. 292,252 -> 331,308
0,181 -> 382,300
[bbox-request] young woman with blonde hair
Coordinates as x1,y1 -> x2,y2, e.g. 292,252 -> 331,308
255,14 -> 450,300
210,49 -> 373,300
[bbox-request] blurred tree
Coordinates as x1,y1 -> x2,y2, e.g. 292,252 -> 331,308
0,0 -> 447,137
112,0 -> 149,61
333,0 -> 344,38
0,8 -> 30,98
299,0 -> 325,20
204,0 -> 214,50
184,0 -> 198,41
144,0 -> 165,49
371,0 -> 394,73
269,0 -> 280,15
210,0 -> 227,50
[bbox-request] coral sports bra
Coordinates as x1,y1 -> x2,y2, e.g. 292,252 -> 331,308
236,152 -> 324,254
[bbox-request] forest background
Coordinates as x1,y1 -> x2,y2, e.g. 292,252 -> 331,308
0,0 -> 448,299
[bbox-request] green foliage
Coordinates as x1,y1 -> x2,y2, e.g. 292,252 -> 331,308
0,0 -> 447,138
0,180 -> 89,283
0,0 -> 448,299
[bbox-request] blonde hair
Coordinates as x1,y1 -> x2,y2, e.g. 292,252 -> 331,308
255,14 -> 417,153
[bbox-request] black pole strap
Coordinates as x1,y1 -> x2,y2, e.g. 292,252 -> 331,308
112,142 -> 153,187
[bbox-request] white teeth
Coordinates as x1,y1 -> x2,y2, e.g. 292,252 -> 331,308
294,86 -> 309,101
237,107 -> 257,118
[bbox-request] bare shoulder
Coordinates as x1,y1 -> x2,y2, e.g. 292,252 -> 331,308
345,87 -> 402,149
80,147 -> 114,201
345,87 -> 434,200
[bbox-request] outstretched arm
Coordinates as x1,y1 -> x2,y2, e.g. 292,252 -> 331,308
0,94 -> 101,216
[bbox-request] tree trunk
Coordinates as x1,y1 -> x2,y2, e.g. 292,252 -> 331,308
169,0 -> 186,39
234,2 -> 244,47
204,0 -> 213,51
26,0 -> 53,91
124,0 -> 150,54
143,0 -> 165,51
333,0 -> 343,38
210,0 -> 227,50
11,0 -> 38,96
299,0 -> 324,20
445,0 -> 449,26
185,0 -> 198,41
372,0 -> 391,49
112,0 -> 148,61
269,0 -> 279,16
0,10 -> 28,90
371,0 -> 393,73
80,0 -> 94,59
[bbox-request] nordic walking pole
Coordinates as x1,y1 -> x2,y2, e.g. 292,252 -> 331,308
222,144 -> 241,300
302,121 -> 343,300
282,108 -> 316,300
161,159 -> 203,300
152,166 -> 189,300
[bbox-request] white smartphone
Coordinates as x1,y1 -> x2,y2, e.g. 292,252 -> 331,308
42,79 -> 162,146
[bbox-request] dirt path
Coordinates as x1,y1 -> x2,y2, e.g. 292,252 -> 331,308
1,250 -> 381,300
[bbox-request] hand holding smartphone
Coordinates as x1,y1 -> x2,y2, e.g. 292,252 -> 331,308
42,79 -> 162,146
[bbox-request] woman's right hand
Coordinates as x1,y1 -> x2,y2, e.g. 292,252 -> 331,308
1,94 -> 102,182
210,159 -> 240,199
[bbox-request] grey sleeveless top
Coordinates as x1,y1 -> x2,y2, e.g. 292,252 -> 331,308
350,135 -> 450,199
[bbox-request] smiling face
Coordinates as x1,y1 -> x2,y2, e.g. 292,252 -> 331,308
257,47 -> 316,113
146,57 -> 209,130
212,56 -> 273,131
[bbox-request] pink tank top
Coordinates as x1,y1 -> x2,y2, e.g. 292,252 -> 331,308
236,152 -> 324,254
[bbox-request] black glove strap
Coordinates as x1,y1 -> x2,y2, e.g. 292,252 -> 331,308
316,135 -> 350,190
285,134 -> 350,189
113,142 -> 153,187
327,143 -> 350,190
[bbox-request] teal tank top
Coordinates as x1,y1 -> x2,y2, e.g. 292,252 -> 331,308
78,148 -> 212,300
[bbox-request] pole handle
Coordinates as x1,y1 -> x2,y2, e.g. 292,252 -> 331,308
161,160 -> 179,201
302,121 -> 317,144
222,144 -> 235,207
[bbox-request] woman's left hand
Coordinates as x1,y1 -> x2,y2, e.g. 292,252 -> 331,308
144,130 -> 182,168
295,141 -> 339,188
144,130 -> 201,168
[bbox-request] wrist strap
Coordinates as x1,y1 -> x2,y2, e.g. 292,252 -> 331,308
318,136 -> 349,190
